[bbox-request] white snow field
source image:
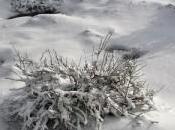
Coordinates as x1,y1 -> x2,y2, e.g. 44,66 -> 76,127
0,0 -> 175,130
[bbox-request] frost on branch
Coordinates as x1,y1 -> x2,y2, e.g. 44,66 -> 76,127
10,0 -> 63,15
1,34 -> 154,130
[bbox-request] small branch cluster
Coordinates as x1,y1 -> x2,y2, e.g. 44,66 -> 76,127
1,34 -> 154,130
10,0 -> 63,15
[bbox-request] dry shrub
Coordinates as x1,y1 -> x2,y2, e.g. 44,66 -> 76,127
1,33 -> 154,130
10,0 -> 63,15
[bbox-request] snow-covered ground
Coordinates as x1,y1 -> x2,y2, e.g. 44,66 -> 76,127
0,0 -> 175,130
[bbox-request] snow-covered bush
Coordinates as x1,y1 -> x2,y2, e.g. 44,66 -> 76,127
11,0 -> 63,15
1,34 -> 154,130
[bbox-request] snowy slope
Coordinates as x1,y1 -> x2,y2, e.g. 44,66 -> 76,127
134,0 -> 175,5
0,0 -> 175,130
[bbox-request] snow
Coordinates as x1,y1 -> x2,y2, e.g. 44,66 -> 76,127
134,0 -> 175,5
0,0 -> 175,130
